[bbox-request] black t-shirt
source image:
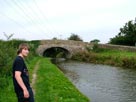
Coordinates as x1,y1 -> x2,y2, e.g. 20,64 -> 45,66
12,56 -> 30,93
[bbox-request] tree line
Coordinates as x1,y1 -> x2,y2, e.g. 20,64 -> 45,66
109,18 -> 136,46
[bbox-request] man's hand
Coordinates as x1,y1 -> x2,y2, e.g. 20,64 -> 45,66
23,89 -> 29,98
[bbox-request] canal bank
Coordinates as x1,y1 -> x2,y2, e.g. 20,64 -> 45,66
35,58 -> 89,102
71,47 -> 136,69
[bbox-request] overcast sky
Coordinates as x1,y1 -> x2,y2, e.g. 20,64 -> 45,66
0,0 -> 136,43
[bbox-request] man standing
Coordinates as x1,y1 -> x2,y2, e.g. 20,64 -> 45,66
12,43 -> 34,102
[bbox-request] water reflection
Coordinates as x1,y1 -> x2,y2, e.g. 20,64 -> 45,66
59,61 -> 136,102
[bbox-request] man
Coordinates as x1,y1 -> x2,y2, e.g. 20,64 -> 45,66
12,43 -> 34,102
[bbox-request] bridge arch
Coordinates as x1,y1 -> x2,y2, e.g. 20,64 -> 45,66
43,47 -> 72,58
36,40 -> 91,58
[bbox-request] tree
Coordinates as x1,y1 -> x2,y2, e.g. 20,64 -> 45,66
90,39 -> 100,43
109,19 -> 136,46
67,33 -> 83,41
52,37 -> 58,40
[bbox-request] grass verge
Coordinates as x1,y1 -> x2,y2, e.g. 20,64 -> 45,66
35,57 -> 90,102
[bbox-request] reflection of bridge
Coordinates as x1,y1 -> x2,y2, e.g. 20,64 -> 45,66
37,40 -> 92,58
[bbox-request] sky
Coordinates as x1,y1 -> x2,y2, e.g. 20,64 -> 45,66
0,0 -> 136,43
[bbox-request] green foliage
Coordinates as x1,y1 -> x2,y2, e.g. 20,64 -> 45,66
109,19 -> 136,46
0,39 -> 39,89
68,33 -> 83,41
0,77 -> 9,89
90,39 -> 100,43
56,52 -> 65,58
0,40 -> 16,75
52,37 -> 58,40
72,51 -> 97,63
91,43 -> 107,53
92,43 -> 99,52
0,76 -> 17,102
122,57 -> 136,68
72,48 -> 136,69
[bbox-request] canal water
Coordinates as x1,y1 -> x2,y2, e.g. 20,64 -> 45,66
59,61 -> 136,102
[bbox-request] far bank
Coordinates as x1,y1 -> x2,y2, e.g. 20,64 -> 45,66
72,44 -> 136,69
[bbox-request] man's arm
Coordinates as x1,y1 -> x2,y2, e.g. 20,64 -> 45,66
15,71 -> 29,98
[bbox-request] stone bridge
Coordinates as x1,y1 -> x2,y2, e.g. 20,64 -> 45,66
36,40 -> 91,58
36,40 -> 136,58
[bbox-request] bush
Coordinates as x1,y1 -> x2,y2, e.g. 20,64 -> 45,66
122,57 -> 136,68
0,40 -> 16,75
0,39 -> 39,88
0,77 -> 10,89
72,51 -> 97,63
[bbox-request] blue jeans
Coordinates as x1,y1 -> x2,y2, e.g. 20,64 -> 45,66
16,88 -> 34,102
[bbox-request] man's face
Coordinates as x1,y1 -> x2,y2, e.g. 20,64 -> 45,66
21,48 -> 29,57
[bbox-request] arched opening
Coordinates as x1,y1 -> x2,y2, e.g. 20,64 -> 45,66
43,47 -> 71,58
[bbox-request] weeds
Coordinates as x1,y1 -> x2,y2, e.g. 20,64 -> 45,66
72,46 -> 136,69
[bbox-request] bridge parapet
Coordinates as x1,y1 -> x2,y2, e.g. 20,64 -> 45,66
40,40 -> 89,46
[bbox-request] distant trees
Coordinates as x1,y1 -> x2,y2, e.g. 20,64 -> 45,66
109,18 -> 136,46
68,33 -> 83,41
52,37 -> 58,40
90,39 -> 100,43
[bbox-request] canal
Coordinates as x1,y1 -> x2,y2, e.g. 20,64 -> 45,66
59,61 -> 136,102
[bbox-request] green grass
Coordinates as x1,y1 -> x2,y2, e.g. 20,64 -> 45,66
72,48 -> 136,68
0,76 -> 17,102
35,57 -> 89,102
95,49 -> 136,67
26,56 -> 40,82
96,49 -> 136,58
